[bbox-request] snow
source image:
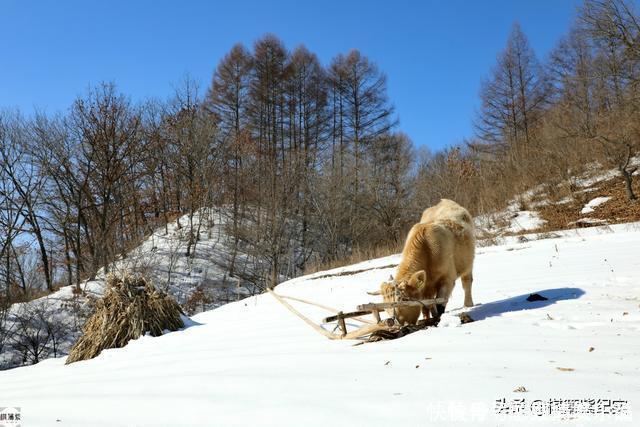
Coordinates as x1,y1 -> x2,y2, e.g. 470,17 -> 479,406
475,209 -> 547,238
581,196 -> 612,214
505,210 -> 546,233
573,156 -> 639,189
574,169 -> 619,188
105,208 -> 261,303
571,218 -> 609,226
474,194 -> 547,238
2,223 -> 639,425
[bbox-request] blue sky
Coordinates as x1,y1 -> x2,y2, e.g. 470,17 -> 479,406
1,0 -> 583,151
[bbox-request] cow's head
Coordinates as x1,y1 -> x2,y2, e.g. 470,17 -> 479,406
369,270 -> 427,325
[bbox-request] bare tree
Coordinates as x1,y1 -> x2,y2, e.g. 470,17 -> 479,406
0,113 -> 53,292
581,0 -> 640,84
361,132 -> 415,246
285,46 -> 329,271
205,44 -> 253,276
0,299 -> 10,364
67,83 -> 145,272
326,50 -> 396,253
9,300 -> 68,365
474,23 -> 550,152
329,50 -> 395,207
165,78 -> 219,257
554,0 -> 640,200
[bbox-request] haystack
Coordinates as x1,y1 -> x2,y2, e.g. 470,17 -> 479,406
66,274 -> 184,364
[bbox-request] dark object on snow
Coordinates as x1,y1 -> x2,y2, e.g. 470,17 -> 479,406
367,317 -> 440,342
458,312 -> 475,324
66,274 -> 184,364
526,293 -> 549,302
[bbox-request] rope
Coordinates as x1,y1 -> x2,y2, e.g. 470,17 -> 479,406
267,289 -> 387,340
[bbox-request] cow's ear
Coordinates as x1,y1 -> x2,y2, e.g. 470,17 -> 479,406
410,270 -> 427,290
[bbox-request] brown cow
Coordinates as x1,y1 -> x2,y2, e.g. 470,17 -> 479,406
374,199 -> 475,325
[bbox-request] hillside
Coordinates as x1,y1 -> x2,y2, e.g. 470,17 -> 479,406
475,159 -> 640,241
0,209 -> 259,369
2,161 -> 639,371
1,221 -> 639,426
3,1 -> 640,424
102,208 -> 261,304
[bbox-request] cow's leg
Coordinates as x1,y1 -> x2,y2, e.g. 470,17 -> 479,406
432,278 -> 454,318
462,273 -> 474,307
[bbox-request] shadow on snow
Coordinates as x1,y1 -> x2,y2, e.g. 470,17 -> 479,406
465,287 -> 585,322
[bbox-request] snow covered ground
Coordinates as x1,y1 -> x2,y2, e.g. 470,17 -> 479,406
1,222 -> 639,426
475,206 -> 547,239
581,196 -> 612,214
475,193 -> 548,238
505,210 -> 547,233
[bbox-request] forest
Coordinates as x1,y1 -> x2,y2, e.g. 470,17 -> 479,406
1,0 -> 639,305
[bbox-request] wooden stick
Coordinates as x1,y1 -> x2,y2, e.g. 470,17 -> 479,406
323,310 -> 372,323
357,297 -> 448,312
268,289 -> 338,339
337,312 -> 347,336
268,289 -> 390,340
278,294 -> 375,324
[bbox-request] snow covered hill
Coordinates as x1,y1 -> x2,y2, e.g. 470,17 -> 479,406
1,222 -> 639,426
475,157 -> 640,239
99,208 -> 261,304
0,209 -> 260,370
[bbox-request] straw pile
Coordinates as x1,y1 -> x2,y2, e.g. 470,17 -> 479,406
66,274 -> 184,364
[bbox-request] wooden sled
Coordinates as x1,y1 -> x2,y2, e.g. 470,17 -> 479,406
268,288 -> 447,340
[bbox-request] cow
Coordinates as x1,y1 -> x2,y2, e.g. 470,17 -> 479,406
372,199 -> 475,325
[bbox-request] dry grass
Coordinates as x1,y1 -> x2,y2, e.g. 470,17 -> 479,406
66,274 -> 184,364
304,242 -> 403,275
183,287 -> 214,315
6,287 -> 57,304
537,177 -> 640,232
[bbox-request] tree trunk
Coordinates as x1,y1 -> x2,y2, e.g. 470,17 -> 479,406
30,217 -> 53,292
621,166 -> 638,201
64,232 -> 74,289
10,243 -> 27,295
